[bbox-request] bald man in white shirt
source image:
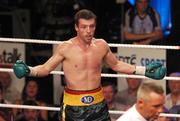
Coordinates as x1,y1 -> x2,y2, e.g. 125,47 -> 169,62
117,81 -> 165,121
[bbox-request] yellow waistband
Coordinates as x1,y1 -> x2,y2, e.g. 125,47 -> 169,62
63,87 -> 104,106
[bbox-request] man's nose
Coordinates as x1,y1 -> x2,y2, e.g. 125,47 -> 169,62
157,106 -> 164,113
86,27 -> 91,33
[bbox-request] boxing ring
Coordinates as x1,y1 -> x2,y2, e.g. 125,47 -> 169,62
0,37 -> 180,119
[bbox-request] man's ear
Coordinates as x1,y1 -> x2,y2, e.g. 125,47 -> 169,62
137,99 -> 144,109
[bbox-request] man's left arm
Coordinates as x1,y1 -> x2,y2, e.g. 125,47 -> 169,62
150,10 -> 163,42
104,48 -> 166,80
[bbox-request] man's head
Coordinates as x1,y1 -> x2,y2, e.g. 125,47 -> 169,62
0,72 -> 12,89
22,79 -> 39,100
74,9 -> 96,44
102,81 -> 117,104
168,72 -> 180,94
74,9 -> 96,26
135,0 -> 149,14
126,78 -> 142,91
22,100 -> 39,121
136,81 -> 165,120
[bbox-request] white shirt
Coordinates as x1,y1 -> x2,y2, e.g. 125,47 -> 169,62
116,105 -> 147,121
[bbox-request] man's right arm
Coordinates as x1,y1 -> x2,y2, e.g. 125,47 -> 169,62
13,43 -> 66,79
13,60 -> 51,79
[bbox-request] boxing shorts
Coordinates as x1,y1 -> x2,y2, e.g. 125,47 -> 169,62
60,87 -> 111,121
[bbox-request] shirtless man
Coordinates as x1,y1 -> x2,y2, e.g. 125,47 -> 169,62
13,9 -> 166,121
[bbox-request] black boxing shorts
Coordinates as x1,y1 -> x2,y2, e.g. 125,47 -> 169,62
59,87 -> 111,121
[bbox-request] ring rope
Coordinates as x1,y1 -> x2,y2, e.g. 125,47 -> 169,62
0,68 -> 180,81
0,38 -> 179,119
0,104 -> 179,118
0,37 -> 179,50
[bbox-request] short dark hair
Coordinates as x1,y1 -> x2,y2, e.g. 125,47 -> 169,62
22,100 -> 38,112
74,9 -> 96,25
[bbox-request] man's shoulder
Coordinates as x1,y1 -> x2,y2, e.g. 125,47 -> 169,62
147,7 -> 159,15
57,39 -> 73,48
116,106 -> 133,121
94,38 -> 106,42
117,106 -> 143,121
93,38 -> 108,46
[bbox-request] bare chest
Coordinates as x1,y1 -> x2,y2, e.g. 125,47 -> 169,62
64,47 -> 105,69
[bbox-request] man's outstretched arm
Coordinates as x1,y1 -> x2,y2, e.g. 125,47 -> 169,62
104,48 -> 166,80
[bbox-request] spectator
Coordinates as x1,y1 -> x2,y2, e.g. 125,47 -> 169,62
15,100 -> 44,121
0,82 -> 12,120
117,81 -> 165,121
13,78 -> 48,121
115,78 -> 142,110
169,105 -> 180,121
0,81 -> 10,104
123,0 -> 163,45
21,78 -> 40,101
0,72 -> 20,103
102,80 -> 126,121
165,72 -> 180,110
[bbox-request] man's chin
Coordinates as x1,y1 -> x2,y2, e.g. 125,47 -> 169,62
149,116 -> 159,121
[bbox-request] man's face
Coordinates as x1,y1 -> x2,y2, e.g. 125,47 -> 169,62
0,73 -> 11,89
139,92 -> 165,120
26,81 -> 38,98
102,85 -> 114,104
127,78 -> 141,90
168,80 -> 180,94
136,0 -> 148,13
75,18 -> 96,44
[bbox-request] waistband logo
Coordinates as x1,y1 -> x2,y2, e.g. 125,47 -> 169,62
81,96 -> 94,104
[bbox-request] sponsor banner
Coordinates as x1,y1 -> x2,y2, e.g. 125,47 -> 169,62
117,48 -> 166,91
117,48 -> 166,66
0,42 -> 25,93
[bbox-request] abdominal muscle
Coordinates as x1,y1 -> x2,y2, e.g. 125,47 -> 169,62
63,69 -> 102,91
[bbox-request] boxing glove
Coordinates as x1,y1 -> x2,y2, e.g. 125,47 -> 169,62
135,62 -> 166,80
13,60 -> 30,79
145,62 -> 166,80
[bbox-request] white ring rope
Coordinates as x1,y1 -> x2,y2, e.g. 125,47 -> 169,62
0,68 -> 180,81
0,37 -> 180,119
0,37 -> 179,50
0,104 -> 179,118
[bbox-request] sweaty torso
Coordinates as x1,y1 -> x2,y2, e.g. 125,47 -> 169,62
60,38 -> 108,90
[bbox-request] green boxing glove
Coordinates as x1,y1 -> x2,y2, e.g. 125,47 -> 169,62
135,62 -> 166,80
13,60 -> 30,79
145,62 -> 166,80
